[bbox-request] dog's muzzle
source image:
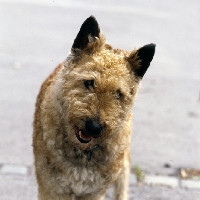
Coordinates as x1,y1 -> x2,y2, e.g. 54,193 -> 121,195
75,119 -> 103,143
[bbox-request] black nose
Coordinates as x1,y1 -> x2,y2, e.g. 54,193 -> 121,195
85,119 -> 102,138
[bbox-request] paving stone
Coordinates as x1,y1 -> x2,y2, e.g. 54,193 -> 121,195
181,179 -> 200,189
0,164 -> 28,175
144,174 -> 179,188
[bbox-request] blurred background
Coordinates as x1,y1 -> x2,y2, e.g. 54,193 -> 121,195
0,0 -> 200,197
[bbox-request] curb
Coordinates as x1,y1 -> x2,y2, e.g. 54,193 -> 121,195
0,164 -> 33,175
144,174 -> 179,188
1,163 -> 200,190
142,174 -> 200,190
181,179 -> 200,189
0,164 -> 29,175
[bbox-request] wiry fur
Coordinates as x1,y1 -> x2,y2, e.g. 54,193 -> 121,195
33,16 -> 155,200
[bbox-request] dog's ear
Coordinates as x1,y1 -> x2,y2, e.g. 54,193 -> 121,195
72,16 -> 100,51
128,43 -> 156,78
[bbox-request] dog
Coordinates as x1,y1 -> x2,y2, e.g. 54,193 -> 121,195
33,16 -> 155,200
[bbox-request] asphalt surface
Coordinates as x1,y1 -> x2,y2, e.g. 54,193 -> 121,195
0,0 -> 200,199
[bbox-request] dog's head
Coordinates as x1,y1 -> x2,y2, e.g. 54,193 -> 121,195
60,16 -> 155,149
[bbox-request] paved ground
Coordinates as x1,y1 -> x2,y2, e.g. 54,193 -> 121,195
0,0 -> 200,199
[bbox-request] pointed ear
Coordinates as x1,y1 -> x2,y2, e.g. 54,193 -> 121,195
128,43 -> 156,78
72,16 -> 100,51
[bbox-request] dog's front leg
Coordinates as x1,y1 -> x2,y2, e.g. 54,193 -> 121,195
76,193 -> 105,200
114,149 -> 130,200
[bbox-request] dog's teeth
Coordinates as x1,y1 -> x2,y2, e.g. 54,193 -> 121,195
79,130 -> 85,139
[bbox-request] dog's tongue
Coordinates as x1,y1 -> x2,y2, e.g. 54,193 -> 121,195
79,130 -> 92,141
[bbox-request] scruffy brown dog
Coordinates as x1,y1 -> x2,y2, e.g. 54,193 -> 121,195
33,16 -> 155,200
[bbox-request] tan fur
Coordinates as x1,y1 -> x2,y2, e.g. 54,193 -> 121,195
33,16 -> 155,200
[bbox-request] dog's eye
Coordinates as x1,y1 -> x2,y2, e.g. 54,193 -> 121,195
84,80 -> 94,89
115,89 -> 123,100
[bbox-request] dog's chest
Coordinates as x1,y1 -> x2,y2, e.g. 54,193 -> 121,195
56,165 -> 111,195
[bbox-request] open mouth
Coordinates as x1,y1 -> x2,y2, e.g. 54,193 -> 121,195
75,129 -> 92,144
